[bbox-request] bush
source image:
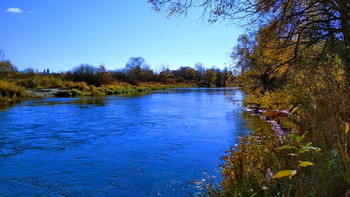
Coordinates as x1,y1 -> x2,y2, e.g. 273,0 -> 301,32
0,61 -> 15,79
0,80 -> 29,99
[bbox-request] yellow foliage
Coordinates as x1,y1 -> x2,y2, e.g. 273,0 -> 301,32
0,80 -> 28,98
346,122 -> 349,134
298,161 -> 314,167
272,170 -> 297,179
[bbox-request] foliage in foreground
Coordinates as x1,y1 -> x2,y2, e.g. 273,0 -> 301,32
220,110 -> 348,196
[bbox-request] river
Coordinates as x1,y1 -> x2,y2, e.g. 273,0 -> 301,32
0,88 -> 249,196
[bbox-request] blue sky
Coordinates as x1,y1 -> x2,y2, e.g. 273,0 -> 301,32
0,1 -> 243,72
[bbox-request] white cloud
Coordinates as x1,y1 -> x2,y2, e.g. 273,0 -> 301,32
27,11 -> 33,14
5,8 -> 23,13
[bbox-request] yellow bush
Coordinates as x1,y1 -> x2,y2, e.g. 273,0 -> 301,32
0,80 -> 28,98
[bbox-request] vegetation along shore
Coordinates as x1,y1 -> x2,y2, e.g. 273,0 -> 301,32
0,56 -> 235,103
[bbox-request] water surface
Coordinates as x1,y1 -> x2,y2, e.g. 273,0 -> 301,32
0,88 -> 248,196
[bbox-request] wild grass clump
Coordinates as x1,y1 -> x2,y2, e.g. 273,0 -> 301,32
67,81 -> 90,90
0,80 -> 31,102
16,74 -> 66,89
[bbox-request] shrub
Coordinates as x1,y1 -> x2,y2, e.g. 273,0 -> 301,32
0,80 -> 29,99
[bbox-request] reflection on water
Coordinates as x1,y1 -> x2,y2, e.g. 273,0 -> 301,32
0,88 -> 249,196
17,97 -> 107,107
0,100 -> 23,111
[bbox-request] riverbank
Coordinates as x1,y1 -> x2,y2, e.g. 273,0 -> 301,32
216,89 -> 350,197
26,82 -> 197,98
0,80 -> 198,103
0,63 -> 234,104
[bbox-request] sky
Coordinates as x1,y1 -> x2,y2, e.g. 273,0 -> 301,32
0,0 -> 243,72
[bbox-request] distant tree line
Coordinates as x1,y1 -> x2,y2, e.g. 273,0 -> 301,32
0,55 -> 235,87
66,57 -> 234,87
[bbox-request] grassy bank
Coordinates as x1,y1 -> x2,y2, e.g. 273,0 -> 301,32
0,76 -> 198,103
52,81 -> 198,97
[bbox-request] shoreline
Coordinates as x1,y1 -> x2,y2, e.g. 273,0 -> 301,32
243,107 -> 288,139
0,82 -> 199,104
26,88 -> 68,98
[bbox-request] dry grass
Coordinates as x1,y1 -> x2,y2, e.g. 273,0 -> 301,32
0,80 -> 31,102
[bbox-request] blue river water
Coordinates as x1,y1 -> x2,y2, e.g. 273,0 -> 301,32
0,88 -> 248,196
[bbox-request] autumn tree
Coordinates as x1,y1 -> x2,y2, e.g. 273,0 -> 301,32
0,61 -> 15,79
124,57 -> 154,84
204,68 -> 217,87
0,50 -> 16,79
71,64 -> 97,85
96,65 -> 115,86
172,66 -> 198,81
216,67 -> 233,87
149,0 -> 350,81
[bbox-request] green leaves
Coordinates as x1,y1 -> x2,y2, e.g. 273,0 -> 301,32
290,132 -> 306,143
279,133 -> 321,154
299,144 -> 321,153
278,145 -> 298,150
274,133 -> 318,180
272,170 -> 297,179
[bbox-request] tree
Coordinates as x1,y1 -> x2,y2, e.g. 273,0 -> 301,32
72,64 -> 97,76
204,68 -> 217,87
173,66 -> 198,81
232,27 -> 295,93
149,0 -> 350,81
96,65 -> 114,86
216,67 -> 233,87
23,68 -> 36,74
125,57 -> 150,73
0,50 -> 15,79
124,57 -> 154,84
194,62 -> 205,77
71,64 -> 97,85
0,60 -> 15,79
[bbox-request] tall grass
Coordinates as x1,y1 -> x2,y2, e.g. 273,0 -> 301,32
0,80 -> 31,102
